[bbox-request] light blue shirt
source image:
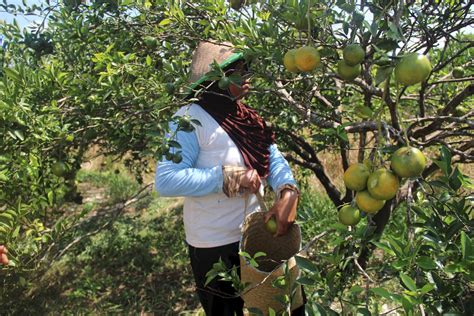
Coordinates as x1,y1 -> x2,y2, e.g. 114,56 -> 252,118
155,120 -> 297,197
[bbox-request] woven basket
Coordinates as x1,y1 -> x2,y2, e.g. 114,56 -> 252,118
240,211 -> 304,315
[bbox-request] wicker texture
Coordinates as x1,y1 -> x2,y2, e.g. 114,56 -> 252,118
240,211 -> 304,314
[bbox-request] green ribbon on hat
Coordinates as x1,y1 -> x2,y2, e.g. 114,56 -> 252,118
186,52 -> 244,95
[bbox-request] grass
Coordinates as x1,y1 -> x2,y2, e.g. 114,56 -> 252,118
7,169 -> 199,315
2,160 -> 426,315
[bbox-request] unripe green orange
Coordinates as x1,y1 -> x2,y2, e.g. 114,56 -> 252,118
337,60 -> 361,81
338,205 -> 361,226
395,53 -> 432,86
391,147 -> 426,178
343,44 -> 365,66
283,49 -> 299,73
343,163 -> 370,191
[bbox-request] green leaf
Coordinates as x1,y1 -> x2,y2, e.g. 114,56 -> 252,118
296,276 -> 316,286
419,283 -> 435,294
401,295 -> 415,313
349,285 -> 364,294
295,255 -> 318,272
356,308 -> 371,316
159,18 -> 172,26
417,256 -> 437,270
400,273 -> 417,291
461,231 -> 474,260
146,55 -> 152,66
3,68 -> 22,83
371,287 -> 392,300
247,308 -> 264,316
375,66 -> 393,86
168,140 -> 181,148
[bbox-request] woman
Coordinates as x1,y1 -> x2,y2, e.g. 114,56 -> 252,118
155,41 -> 303,315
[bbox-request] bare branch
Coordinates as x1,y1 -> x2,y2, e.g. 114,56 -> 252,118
412,84 -> 474,138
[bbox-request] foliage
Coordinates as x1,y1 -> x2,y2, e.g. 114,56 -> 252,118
0,0 -> 473,314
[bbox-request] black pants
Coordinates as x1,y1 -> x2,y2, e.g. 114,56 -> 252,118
188,242 -> 306,316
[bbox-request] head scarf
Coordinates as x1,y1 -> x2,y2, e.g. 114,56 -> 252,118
195,71 -> 275,178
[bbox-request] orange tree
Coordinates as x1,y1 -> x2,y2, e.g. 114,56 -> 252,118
0,0 -> 473,314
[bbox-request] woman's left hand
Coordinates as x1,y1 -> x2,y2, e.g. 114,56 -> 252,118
264,189 -> 298,236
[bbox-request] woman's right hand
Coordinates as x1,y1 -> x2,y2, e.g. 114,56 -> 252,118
239,169 -> 261,194
0,245 -> 9,265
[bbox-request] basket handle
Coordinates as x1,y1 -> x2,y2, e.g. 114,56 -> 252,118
255,191 -> 268,213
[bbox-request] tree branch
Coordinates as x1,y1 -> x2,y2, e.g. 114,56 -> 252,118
412,84 -> 474,138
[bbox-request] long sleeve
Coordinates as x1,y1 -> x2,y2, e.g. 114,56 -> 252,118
266,144 -> 297,192
154,121 -> 224,197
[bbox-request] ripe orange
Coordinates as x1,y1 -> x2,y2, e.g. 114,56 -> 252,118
343,163 -> 370,191
395,53 -> 432,86
338,205 -> 361,226
343,44 -> 365,66
294,46 -> 320,72
337,60 -> 361,81
265,217 -> 277,234
367,168 -> 399,200
391,147 -> 426,178
283,49 -> 299,73
356,190 -> 385,214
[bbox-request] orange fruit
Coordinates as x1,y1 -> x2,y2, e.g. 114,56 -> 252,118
265,217 -> 277,234
395,53 -> 432,86
343,44 -> 365,66
52,161 -> 68,177
391,147 -> 426,178
294,46 -> 320,72
338,205 -> 361,226
367,168 -> 399,200
356,190 -> 385,214
337,60 -> 361,81
343,163 -> 370,191
452,67 -> 464,79
283,49 -> 299,73
218,76 -> 231,90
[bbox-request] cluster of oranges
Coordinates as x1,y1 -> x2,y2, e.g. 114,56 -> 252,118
337,44 -> 364,81
338,147 -> 427,226
283,46 -> 320,73
283,44 -> 433,86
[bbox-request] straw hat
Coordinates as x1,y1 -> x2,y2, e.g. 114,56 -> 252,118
188,41 -> 244,92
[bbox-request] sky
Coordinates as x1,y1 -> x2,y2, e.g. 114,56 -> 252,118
0,0 -> 43,30
0,1 -> 472,36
